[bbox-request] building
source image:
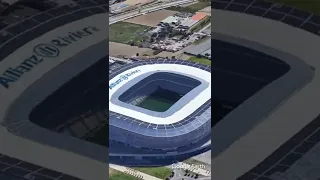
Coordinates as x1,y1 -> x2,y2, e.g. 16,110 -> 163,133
180,12 -> 208,30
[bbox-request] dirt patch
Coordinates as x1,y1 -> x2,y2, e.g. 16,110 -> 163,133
199,6 -> 211,15
109,42 -> 151,57
156,50 -> 191,60
109,168 -> 115,175
124,10 -> 178,27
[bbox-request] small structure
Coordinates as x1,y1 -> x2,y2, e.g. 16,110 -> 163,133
160,16 -> 179,25
180,12 -> 208,30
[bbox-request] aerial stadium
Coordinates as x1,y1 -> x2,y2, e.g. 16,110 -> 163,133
109,59 -> 211,165
0,0 -> 320,180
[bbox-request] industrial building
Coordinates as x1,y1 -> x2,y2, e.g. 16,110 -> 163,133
184,38 -> 211,59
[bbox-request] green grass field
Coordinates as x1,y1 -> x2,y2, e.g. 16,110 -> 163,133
268,0 -> 320,14
134,167 -> 172,179
109,22 -> 150,45
137,97 -> 174,112
109,170 -> 140,180
189,57 -> 211,66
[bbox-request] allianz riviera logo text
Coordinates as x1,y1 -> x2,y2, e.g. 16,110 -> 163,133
0,26 -> 100,89
109,70 -> 141,90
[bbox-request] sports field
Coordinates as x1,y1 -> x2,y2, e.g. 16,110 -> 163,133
109,22 -> 150,45
137,97 -> 174,112
136,87 -> 184,112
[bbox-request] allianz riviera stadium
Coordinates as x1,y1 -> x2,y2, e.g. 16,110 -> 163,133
0,0 -> 319,179
109,58 -> 211,165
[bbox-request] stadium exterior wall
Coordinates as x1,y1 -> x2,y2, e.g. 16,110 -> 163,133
109,118 -> 211,149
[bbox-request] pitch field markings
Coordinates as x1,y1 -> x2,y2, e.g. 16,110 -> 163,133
137,97 -> 174,112
135,87 -> 184,112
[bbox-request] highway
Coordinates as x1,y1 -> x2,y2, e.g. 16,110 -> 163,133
109,0 -> 195,25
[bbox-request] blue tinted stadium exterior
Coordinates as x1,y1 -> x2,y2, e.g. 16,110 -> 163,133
109,59 -> 211,154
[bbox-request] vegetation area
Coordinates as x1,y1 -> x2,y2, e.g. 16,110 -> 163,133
166,0 -> 210,13
268,0 -> 320,14
109,22 -> 150,45
134,167 -> 172,179
109,169 -> 140,180
189,56 -> 211,66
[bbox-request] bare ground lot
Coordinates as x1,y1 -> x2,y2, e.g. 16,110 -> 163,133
124,10 -> 177,27
199,6 -> 211,15
157,50 -> 192,60
109,42 -> 192,60
109,42 -> 151,57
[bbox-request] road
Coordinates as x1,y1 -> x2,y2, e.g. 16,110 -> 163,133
198,23 -> 211,33
109,0 -> 195,25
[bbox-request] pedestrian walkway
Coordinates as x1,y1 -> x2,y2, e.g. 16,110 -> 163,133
171,162 -> 211,176
109,164 -> 162,180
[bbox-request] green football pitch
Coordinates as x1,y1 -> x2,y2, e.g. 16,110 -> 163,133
137,97 -> 176,112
